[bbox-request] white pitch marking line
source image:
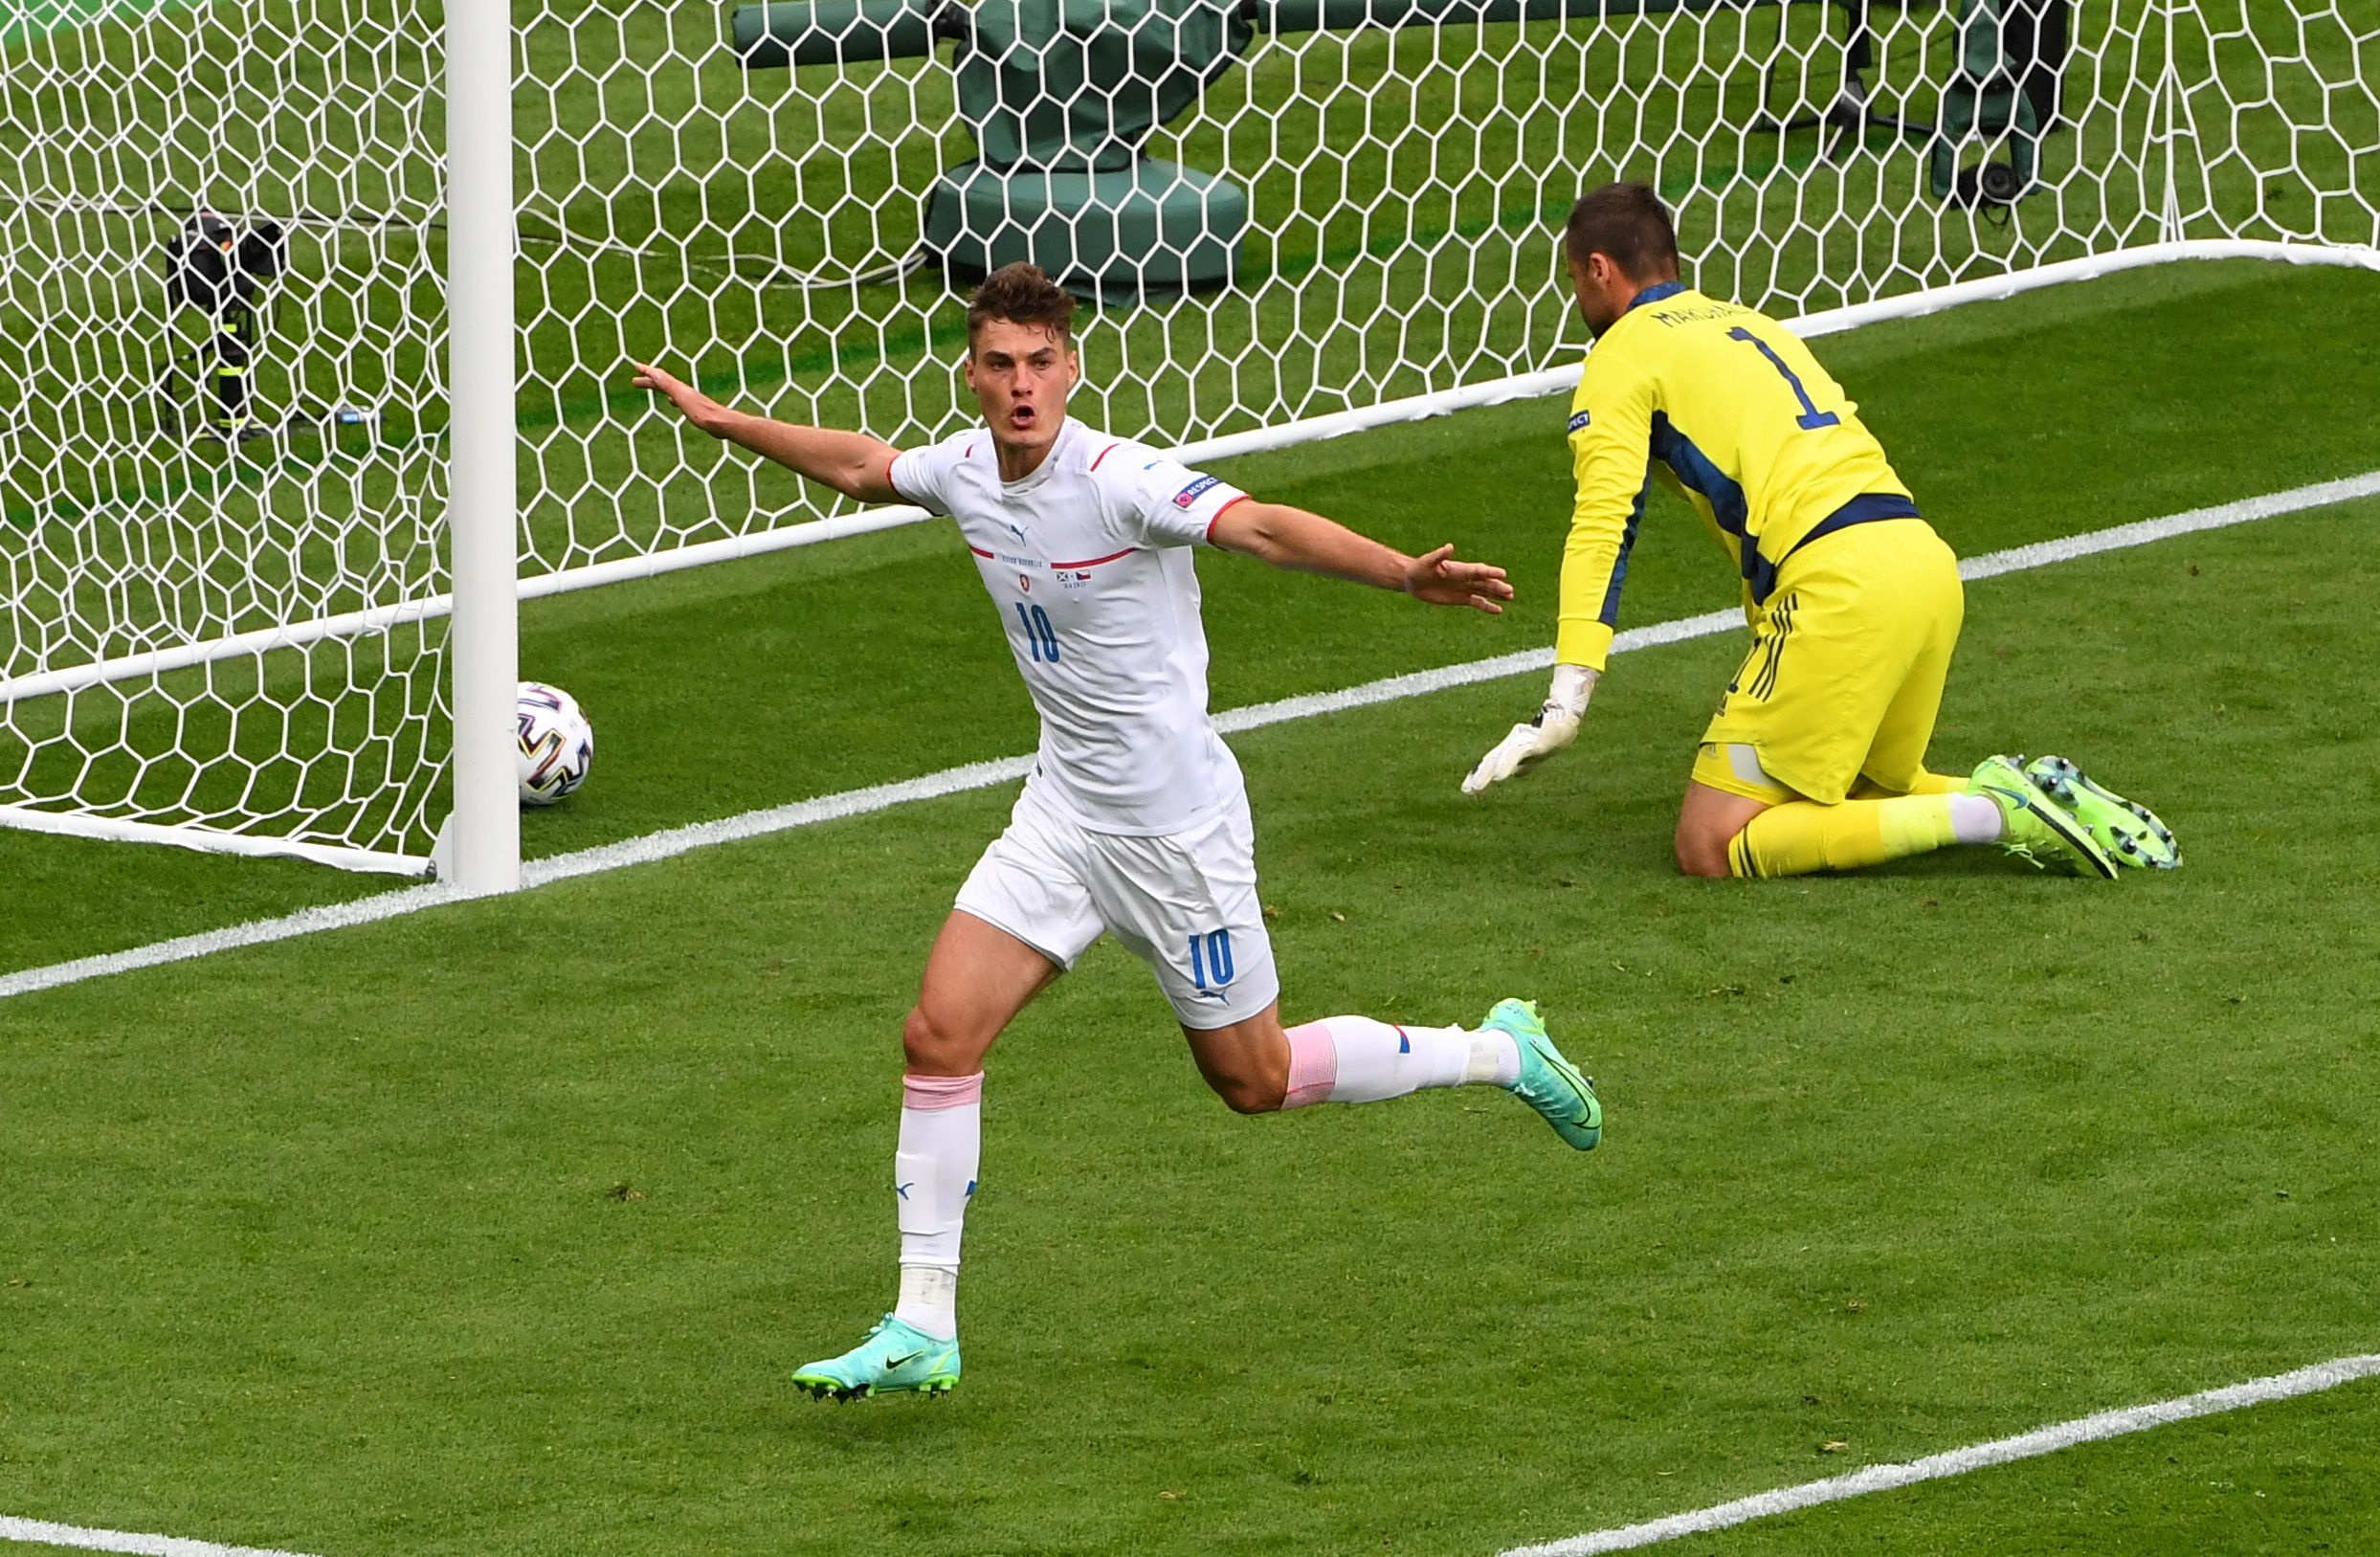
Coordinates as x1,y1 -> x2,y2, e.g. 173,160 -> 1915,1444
1,467 -> 2374,1004
0,1511 -> 323,1556
1499,1351 -> 2380,1556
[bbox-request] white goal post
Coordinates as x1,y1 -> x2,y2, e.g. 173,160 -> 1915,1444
0,0 -> 2372,880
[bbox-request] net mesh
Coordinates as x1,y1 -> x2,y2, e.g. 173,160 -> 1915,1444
0,0 -> 2370,868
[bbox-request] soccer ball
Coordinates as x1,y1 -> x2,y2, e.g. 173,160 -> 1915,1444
517,681 -> 594,806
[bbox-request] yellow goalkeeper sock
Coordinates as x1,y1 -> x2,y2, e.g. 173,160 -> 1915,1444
1851,769 -> 1967,799
1728,795 -> 1962,879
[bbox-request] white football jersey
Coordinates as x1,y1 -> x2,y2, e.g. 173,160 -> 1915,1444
889,417 -> 1252,835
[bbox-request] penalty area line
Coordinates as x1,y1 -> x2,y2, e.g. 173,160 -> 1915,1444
1,465 -> 2374,1005
0,1511 -> 323,1557
1498,1350 -> 2380,1555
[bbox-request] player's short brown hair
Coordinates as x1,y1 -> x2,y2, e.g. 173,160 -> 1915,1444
1564,183 -> 1681,282
966,263 -> 1077,353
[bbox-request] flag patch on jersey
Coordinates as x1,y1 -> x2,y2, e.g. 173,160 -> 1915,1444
1567,410 -> 1592,434
1172,475 -> 1222,508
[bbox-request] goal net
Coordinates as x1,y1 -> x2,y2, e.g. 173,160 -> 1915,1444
0,0 -> 2371,875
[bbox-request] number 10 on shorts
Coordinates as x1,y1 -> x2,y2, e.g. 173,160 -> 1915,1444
1188,928 -> 1234,991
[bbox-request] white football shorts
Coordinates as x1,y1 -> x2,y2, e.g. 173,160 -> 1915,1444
954,774 -> 1280,1030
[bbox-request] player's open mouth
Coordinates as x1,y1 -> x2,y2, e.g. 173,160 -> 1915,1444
1010,405 -> 1036,429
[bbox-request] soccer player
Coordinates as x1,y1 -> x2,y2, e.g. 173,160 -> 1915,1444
1463,182 -> 2178,881
634,262 -> 1603,1402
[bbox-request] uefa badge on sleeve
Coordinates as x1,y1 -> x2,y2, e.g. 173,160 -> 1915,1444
1172,475 -> 1221,509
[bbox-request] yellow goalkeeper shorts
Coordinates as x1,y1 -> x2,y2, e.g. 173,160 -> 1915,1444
1692,517 -> 1965,807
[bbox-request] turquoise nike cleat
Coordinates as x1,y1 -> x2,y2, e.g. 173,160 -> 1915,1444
792,1315 -> 961,1402
2026,755 -> 2179,870
1481,997 -> 1602,1150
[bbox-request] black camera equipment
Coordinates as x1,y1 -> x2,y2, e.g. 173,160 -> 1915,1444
1752,0 -> 2068,209
1951,158 -> 2026,206
1768,0 -> 1935,159
1931,0 -> 2067,211
158,211 -> 289,443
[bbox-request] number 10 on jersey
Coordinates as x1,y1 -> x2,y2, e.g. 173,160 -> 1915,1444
1013,601 -> 1060,662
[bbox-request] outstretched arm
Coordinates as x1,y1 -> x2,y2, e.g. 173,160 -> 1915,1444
633,361 -> 901,505
1207,499 -> 1512,613
1463,359 -> 1654,793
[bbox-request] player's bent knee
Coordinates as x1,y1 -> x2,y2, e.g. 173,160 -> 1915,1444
1206,1070 -> 1286,1115
1184,1011 -> 1292,1113
901,1003 -> 983,1076
1674,828 -> 1738,879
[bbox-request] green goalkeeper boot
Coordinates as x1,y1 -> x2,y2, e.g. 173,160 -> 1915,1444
792,1315 -> 961,1402
1483,998 -> 1602,1150
1968,755 -> 2116,879
2025,755 -> 2180,870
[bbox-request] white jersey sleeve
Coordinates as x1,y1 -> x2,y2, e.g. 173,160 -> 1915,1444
1096,444 -> 1249,548
888,438 -> 968,517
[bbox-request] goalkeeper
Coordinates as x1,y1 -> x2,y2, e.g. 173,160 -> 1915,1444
1465,182 -> 2177,879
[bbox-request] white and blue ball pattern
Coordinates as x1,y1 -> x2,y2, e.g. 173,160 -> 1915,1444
516,681 -> 594,806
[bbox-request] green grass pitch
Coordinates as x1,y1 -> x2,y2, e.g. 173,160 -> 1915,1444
3,258 -> 2378,1555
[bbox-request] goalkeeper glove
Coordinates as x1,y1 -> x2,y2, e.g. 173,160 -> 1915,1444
1462,663 -> 1598,794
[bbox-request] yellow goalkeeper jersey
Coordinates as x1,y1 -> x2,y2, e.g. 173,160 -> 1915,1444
1555,281 -> 1919,671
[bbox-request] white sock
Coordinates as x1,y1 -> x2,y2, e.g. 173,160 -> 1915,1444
896,1266 -> 957,1334
1948,792 -> 2006,844
889,1071 -> 980,1342
1467,1027 -> 1523,1086
1282,1015 -> 1518,1107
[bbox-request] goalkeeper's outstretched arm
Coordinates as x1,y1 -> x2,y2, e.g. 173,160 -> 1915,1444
633,361 -> 900,504
1463,343 -> 1650,793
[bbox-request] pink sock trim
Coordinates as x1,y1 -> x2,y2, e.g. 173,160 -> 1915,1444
902,1072 -> 985,1110
1282,1021 -> 1338,1110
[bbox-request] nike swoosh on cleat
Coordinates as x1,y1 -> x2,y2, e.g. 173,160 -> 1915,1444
2035,802 -> 2117,879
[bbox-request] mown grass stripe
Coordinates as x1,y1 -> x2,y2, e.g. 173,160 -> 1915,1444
2,466 -> 2370,1002
8,1353 -> 2373,1556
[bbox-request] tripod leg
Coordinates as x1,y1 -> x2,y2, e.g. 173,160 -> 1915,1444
154,357 -> 182,437
1841,0 -> 1873,75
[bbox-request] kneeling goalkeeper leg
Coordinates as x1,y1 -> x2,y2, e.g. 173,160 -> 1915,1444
1727,791 -> 1999,878
1729,755 -> 2120,879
